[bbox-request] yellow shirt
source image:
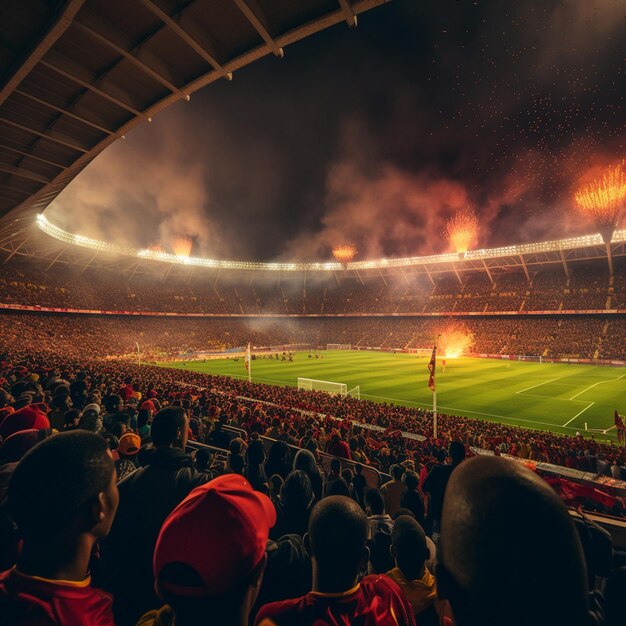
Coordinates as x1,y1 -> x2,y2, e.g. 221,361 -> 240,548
386,566 -> 437,616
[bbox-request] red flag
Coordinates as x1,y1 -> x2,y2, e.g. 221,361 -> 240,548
427,345 -> 437,392
615,410 -> 625,444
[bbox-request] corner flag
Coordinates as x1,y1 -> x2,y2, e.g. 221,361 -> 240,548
427,345 -> 437,392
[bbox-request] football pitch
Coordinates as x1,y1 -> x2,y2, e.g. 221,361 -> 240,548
158,351 -> 626,440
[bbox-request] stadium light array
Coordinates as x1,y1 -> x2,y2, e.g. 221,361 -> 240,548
36,213 -> 626,272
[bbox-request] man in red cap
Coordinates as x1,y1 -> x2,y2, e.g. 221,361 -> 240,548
137,474 -> 275,626
255,496 -> 415,626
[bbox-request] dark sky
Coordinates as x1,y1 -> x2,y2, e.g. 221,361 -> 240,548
50,0 -> 626,261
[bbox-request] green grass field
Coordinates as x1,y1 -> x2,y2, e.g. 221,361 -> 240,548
158,351 -> 626,440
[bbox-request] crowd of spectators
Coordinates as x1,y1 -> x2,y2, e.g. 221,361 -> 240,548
0,311 -> 624,361
1,262 -> 624,315
0,353 -> 624,625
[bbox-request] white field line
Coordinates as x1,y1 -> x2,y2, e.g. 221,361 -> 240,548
562,403 -> 595,427
515,377 -> 563,394
359,393 -> 604,433
518,392 -> 589,403
569,373 -> 626,400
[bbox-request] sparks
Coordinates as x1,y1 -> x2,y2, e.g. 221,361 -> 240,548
440,327 -> 474,359
574,161 -> 626,243
332,244 -> 357,264
443,209 -> 480,255
172,235 -> 193,257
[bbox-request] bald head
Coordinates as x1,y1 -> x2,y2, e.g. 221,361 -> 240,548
439,456 -> 590,626
308,496 -> 368,585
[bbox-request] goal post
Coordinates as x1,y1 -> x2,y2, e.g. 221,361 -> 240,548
326,343 -> 351,350
348,385 -> 360,400
297,377 -> 347,396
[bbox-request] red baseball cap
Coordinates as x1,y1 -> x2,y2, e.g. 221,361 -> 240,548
0,404 -> 50,440
154,474 -> 276,598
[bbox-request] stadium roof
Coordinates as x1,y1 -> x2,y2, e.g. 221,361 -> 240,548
0,0 -> 388,221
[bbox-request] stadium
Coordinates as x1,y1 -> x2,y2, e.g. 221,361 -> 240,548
0,1 -> 625,626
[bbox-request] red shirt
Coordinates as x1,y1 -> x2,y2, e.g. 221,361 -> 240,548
0,568 -> 115,626
255,575 -> 416,626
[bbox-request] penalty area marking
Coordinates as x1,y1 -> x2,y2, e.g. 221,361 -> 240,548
562,402 -> 595,427
568,373 -> 626,400
515,377 -> 563,395
359,392 -> 609,434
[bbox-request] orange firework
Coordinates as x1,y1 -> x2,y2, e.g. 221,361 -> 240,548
574,161 -> 626,243
439,327 -> 474,359
443,209 -> 480,255
148,244 -> 166,254
332,244 -> 357,265
171,235 -> 192,257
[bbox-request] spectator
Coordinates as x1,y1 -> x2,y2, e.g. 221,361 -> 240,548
423,441 -> 465,540
381,464 -> 407,517
272,470 -> 314,539
79,403 -> 102,433
101,407 -> 209,626
293,449 -> 323,502
265,440 -> 292,480
365,488 -> 394,574
255,495 -> 415,625
437,456 -> 591,626
245,439 -> 269,493
352,462 -> 367,508
115,432 -> 141,482
401,471 -> 425,526
228,437 -> 246,475
0,432 -> 118,625
387,516 -> 440,625
326,431 -> 352,459
138,474 -> 275,626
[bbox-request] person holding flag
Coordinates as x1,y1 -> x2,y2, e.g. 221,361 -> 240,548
244,343 -> 251,383
615,410 -> 626,445
428,344 -> 437,437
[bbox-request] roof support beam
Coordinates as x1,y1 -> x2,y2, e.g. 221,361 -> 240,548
559,249 -> 570,281
355,269 -> 364,286
337,0 -> 358,27
39,58 -> 147,118
232,0 -> 284,57
79,251 -> 98,275
481,259 -> 494,285
45,246 -> 68,271
139,0 -> 234,79
519,254 -> 531,284
452,264 -> 463,286
0,0 -> 85,107
378,268 -> 387,286
0,163 -> 50,184
424,265 -> 435,286
14,88 -> 117,136
73,18 -> 184,96
3,238 -> 28,264
0,117 -> 88,153
0,143 -> 66,169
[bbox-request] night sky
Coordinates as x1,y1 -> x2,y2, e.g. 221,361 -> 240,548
49,0 -> 626,261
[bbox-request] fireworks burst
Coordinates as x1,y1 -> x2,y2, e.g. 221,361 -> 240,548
443,209 -> 480,255
574,161 -> 626,243
332,244 -> 357,265
171,235 -> 192,257
439,327 -> 474,359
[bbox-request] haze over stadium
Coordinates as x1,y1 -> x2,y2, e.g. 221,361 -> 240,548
1,1 -> 626,626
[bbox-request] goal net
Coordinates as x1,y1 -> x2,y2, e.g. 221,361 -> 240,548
348,385 -> 360,400
298,377 -> 348,396
327,343 -> 351,350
